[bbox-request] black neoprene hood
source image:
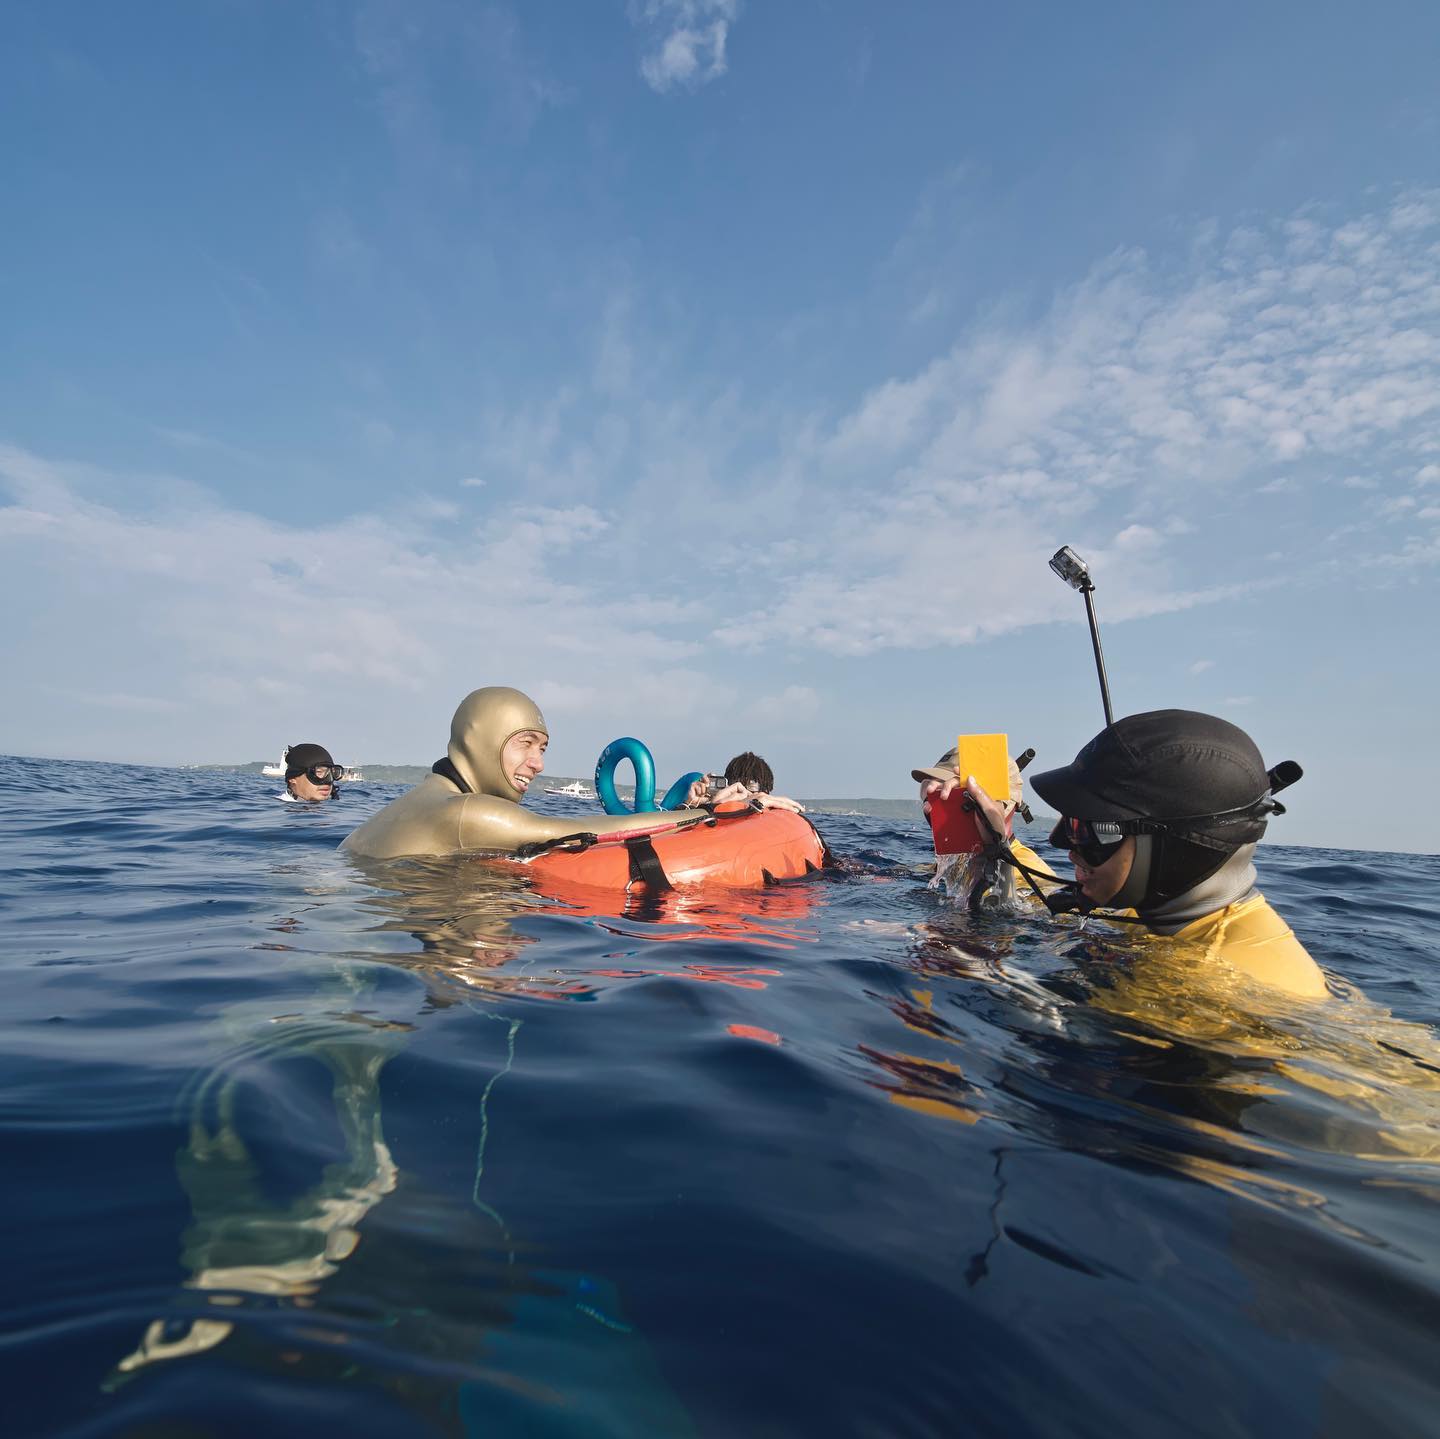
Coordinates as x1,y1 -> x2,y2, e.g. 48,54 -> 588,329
1030,710 -> 1271,824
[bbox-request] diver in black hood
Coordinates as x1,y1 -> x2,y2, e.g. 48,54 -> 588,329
963,710 -> 1327,999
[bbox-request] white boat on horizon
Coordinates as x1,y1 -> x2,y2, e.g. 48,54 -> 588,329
549,779 -> 595,798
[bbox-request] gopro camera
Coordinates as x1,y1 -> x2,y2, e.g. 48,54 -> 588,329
1048,545 -> 1092,592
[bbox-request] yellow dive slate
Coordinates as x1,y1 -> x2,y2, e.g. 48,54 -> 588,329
955,733 -> 1010,801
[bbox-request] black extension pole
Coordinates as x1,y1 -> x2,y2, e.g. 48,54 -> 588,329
1080,582 -> 1114,728
1048,546 -> 1116,728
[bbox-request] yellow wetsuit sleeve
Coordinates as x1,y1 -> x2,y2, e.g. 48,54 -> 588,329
1010,838 -> 1059,885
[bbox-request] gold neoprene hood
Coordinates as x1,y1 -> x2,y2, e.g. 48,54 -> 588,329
446,687 -> 548,801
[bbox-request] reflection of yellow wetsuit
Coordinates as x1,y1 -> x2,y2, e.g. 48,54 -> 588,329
342,687 -> 705,860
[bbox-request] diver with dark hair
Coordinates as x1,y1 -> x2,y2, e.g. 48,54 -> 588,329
724,752 -> 774,793
281,743 -> 343,803
683,750 -> 805,813
954,710 -> 1327,999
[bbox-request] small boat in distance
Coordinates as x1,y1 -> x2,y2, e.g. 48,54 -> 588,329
261,754 -> 285,778
341,766 -> 364,783
549,779 -> 595,799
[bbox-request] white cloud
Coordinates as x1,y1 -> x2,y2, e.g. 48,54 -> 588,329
1189,659 -> 1216,675
48,187 -> 1428,762
40,686 -> 181,714
459,476 -> 486,488
747,685 -> 820,728
630,0 -> 738,94
707,190 -> 1440,648
0,445 -> 717,764
431,191 -> 1440,664
1418,464 -> 1440,485
1114,523 -> 1161,550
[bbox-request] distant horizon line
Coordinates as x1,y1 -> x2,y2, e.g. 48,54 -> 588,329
5,752 -> 1433,856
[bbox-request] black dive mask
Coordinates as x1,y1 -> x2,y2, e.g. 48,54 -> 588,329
1049,815 -> 1127,868
291,764 -> 341,785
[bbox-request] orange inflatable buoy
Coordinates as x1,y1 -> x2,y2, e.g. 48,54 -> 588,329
510,804 -> 831,893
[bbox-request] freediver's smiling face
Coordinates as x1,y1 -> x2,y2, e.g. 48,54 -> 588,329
501,730 -> 547,796
1071,835 -> 1135,904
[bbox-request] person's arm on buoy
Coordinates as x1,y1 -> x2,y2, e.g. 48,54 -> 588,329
685,777 -> 805,813
458,793 -> 703,852
753,792 -> 804,813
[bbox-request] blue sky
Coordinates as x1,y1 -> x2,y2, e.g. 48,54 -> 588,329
2,1 -> 1438,852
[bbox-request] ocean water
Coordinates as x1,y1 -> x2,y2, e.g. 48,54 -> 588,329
3,754 -> 1440,1439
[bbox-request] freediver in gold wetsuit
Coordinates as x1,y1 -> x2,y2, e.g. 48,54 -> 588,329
341,687 -> 706,861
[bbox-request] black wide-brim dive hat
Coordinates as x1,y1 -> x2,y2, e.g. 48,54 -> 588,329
1029,710 -> 1270,823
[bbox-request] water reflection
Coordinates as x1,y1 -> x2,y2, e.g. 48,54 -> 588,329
112,850 -> 822,1427
876,902 -> 1440,1266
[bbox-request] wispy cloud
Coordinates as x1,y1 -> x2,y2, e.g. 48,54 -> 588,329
351,0 -> 569,170
629,0 -> 739,94
704,190 -> 1440,651
7,193 -> 1438,767
438,191 -> 1440,666
0,445 -> 722,763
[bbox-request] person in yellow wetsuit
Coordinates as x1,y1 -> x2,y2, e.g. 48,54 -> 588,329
938,710 -> 1327,1000
341,686 -> 706,860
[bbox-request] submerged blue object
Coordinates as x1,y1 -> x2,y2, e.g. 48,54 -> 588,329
595,739 -> 702,814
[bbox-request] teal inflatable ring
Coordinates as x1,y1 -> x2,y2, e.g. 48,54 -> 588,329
595,738 -> 703,814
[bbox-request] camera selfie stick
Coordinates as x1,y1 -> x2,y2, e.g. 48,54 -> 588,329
1048,546 -> 1114,727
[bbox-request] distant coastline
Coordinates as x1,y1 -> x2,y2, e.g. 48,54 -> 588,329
187,762 -> 1056,823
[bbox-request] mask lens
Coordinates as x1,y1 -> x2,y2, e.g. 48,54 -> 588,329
307,765 -> 338,784
1051,815 -> 1125,867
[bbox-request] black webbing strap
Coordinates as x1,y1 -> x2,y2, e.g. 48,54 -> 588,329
972,819 -> 1148,925
625,835 -> 673,891
513,831 -> 599,860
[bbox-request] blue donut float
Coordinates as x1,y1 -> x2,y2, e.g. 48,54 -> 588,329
594,737 -> 703,815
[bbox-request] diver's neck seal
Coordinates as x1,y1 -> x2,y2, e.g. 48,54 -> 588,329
432,757 -> 473,794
